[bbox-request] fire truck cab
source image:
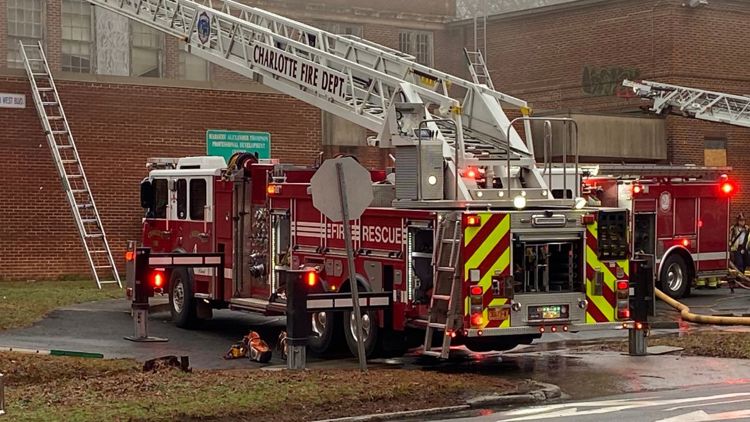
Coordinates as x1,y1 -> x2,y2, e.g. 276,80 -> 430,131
555,165 -> 735,299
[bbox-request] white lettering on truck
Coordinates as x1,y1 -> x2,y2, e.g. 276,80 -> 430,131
327,223 -> 403,244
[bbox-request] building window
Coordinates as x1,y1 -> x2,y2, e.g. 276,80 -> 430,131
6,0 -> 44,69
62,0 -> 94,73
313,22 -> 363,37
399,30 -> 433,66
704,137 -> 727,167
131,22 -> 164,77
177,50 -> 209,81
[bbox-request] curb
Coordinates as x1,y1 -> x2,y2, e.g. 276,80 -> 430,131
312,381 -> 561,422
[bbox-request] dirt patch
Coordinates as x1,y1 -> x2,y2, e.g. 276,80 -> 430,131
0,280 -> 122,330
1,352 -> 529,421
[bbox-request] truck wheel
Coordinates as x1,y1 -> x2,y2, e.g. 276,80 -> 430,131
660,254 -> 691,299
308,311 -> 343,356
170,268 -> 198,328
344,309 -> 379,359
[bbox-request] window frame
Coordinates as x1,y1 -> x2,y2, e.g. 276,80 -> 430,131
151,178 -> 169,219
6,0 -> 46,69
130,21 -> 165,78
189,178 -> 207,221
61,0 -> 95,73
177,49 -> 210,81
398,30 -> 434,66
176,178 -> 188,220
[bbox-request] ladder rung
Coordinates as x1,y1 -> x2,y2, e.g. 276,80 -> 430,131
42,101 -> 58,106
77,203 -> 93,209
62,160 -> 78,164
421,350 -> 444,358
71,189 -> 87,194
86,234 -> 104,238
57,145 -> 73,149
38,87 -> 54,91
98,280 -> 119,285
66,174 -> 83,179
90,250 -> 108,254
48,116 -> 63,120
431,294 -> 451,301
94,265 -> 112,269
428,322 -> 446,329
437,266 -> 455,272
33,72 -> 49,76
442,238 -> 460,244
51,130 -> 68,135
81,219 -> 98,224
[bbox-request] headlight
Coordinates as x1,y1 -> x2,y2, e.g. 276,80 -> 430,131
513,195 -> 527,209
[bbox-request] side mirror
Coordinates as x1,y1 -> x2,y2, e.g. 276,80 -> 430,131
140,180 -> 154,209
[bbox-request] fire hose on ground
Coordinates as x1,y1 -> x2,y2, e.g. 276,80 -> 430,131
655,262 -> 750,325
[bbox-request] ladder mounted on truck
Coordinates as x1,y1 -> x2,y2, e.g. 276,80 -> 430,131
464,48 -> 495,90
19,42 -> 121,289
623,80 -> 750,128
86,0 -> 576,209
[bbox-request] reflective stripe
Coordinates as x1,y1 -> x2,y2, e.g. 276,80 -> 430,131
369,297 -> 389,306
307,299 -> 334,310
173,256 -> 205,265
149,257 -> 173,266
693,252 -> 728,261
204,256 -> 221,265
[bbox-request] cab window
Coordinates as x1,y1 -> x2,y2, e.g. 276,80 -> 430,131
176,179 -> 187,220
152,179 -> 168,219
190,179 -> 207,220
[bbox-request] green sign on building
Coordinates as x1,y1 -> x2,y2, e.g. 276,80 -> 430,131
206,130 -> 271,161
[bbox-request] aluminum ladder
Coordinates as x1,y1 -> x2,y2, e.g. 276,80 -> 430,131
464,48 -> 495,90
19,42 -> 121,289
623,79 -> 750,128
422,214 -> 463,359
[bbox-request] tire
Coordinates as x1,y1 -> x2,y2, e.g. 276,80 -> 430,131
343,306 -> 379,359
169,268 -> 199,328
308,311 -> 344,356
659,254 -> 691,299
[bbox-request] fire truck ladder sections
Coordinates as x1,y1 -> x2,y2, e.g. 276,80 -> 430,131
86,0 -> 548,202
623,80 -> 750,128
423,214 -> 462,359
464,48 -> 494,90
19,42 -> 121,289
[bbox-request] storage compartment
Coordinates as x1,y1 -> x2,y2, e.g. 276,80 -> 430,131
512,237 -> 583,293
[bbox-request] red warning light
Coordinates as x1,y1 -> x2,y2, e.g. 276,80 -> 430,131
464,214 -> 481,227
471,313 -> 484,327
152,272 -> 165,288
470,286 -> 483,296
616,280 -> 629,291
721,182 -> 735,195
125,251 -> 135,262
305,271 -> 318,287
681,239 -> 690,247
633,185 -> 642,194
464,167 -> 478,179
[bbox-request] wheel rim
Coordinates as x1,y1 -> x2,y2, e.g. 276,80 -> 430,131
666,263 -> 684,292
172,279 -> 185,314
349,312 -> 371,342
311,312 -> 327,337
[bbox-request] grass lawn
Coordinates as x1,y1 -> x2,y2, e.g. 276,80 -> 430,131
647,331 -> 750,359
0,280 -> 122,331
1,352 -> 527,421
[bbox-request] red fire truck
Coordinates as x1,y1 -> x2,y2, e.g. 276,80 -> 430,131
137,153 -> 636,358
574,165 -> 735,299
93,0 -> 640,359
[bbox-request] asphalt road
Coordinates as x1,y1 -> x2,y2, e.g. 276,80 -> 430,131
440,382 -> 750,422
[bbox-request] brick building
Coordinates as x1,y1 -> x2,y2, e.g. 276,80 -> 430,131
0,0 -> 748,279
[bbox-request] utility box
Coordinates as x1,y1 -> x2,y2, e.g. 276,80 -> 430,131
395,143 -> 444,200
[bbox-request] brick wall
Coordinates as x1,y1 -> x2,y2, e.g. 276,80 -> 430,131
0,77 -> 323,280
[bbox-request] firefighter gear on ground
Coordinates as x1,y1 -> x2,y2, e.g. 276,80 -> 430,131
224,331 -> 273,363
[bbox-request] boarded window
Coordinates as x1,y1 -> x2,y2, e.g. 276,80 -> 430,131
704,137 -> 727,167
189,179 -> 207,220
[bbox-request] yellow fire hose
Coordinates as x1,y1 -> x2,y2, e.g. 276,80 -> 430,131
655,262 -> 750,325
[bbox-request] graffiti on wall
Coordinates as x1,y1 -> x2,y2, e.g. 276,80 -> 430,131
582,66 -> 640,97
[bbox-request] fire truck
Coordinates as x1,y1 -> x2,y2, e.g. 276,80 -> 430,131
573,165 -> 734,299
92,0 -> 638,359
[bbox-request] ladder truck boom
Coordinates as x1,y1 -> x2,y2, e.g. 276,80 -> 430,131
623,79 -> 750,128
87,0 -> 571,207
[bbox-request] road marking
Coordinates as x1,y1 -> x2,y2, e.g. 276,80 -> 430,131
664,398 -> 750,412
657,409 -> 750,422
500,393 -> 750,421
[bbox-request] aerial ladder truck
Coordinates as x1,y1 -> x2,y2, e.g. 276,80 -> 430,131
88,0 -> 638,359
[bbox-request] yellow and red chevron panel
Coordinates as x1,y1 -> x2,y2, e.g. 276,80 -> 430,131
462,213 -> 512,329
585,219 -> 629,323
